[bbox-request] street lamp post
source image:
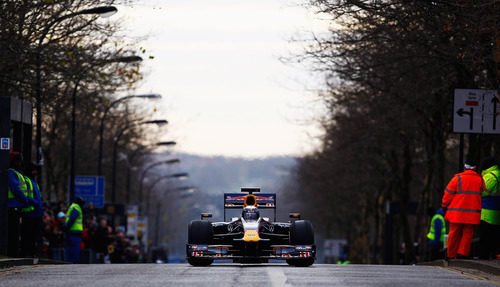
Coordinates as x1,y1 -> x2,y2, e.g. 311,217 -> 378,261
97,92 -> 161,176
125,141 -> 177,204
154,186 -> 195,247
145,172 -> 189,215
35,6 -> 118,188
69,57 -> 143,203
137,158 -> 180,213
111,120 -> 168,202
143,173 -> 189,247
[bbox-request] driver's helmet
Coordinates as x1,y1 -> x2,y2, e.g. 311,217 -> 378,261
242,206 -> 260,221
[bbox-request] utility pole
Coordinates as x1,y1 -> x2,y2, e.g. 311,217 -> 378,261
0,97 -> 11,255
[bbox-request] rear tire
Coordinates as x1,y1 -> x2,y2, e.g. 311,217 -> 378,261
288,220 -> 314,267
286,258 -> 314,267
187,220 -> 214,266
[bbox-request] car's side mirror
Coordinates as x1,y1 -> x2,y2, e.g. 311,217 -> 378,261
201,213 -> 212,220
289,213 -> 301,220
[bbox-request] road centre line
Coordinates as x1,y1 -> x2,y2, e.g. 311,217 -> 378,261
266,267 -> 292,287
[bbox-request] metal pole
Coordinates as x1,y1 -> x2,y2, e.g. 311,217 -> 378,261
69,79 -> 80,203
35,8 -> 105,193
35,52 -> 43,187
97,93 -> 155,175
97,107 -> 108,176
111,117 -> 134,203
155,200 -> 161,246
145,173 -> 188,215
112,120 -> 167,204
126,166 -> 131,204
458,133 -> 464,172
138,159 -> 179,214
0,97 -> 11,255
138,163 -> 160,214
111,132 -> 121,203
98,97 -> 130,176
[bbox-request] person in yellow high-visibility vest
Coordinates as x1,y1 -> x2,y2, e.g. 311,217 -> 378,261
479,157 -> 500,259
427,207 -> 446,260
336,253 -> 350,264
7,152 -> 37,257
64,197 -> 85,263
20,164 -> 43,258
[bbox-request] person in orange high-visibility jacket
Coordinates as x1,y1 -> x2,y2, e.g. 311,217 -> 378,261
442,159 -> 485,259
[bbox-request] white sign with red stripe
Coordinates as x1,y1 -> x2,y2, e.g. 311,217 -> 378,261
454,89 -> 499,134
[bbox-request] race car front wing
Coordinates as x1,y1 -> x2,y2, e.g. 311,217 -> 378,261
186,244 -> 316,260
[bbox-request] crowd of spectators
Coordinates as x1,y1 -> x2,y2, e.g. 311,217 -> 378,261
41,201 -> 147,263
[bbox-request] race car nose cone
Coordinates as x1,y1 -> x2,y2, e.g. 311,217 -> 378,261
243,230 -> 260,242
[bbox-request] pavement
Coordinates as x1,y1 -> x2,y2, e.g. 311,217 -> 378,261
419,258 -> 500,276
1,257 -> 499,279
0,257 -> 68,269
0,263 -> 496,287
1,257 -> 499,273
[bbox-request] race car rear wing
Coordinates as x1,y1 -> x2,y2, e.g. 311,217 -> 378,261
224,188 -> 276,221
224,193 -> 276,208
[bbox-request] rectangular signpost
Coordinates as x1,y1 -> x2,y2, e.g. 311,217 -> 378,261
454,89 -> 500,172
126,205 -> 139,240
72,176 -> 105,208
136,216 -> 148,251
454,89 -> 500,134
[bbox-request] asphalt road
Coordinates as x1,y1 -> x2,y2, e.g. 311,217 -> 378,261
0,263 -> 497,287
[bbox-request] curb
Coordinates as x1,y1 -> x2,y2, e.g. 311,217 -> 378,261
0,258 -> 68,269
419,259 -> 500,276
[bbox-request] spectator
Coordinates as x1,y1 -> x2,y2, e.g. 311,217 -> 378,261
36,201 -> 147,264
92,217 -> 111,263
57,200 -> 68,215
109,231 -> 127,263
84,202 -> 96,222
42,208 -> 65,260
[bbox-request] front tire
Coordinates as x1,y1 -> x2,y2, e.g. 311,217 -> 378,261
290,220 -> 314,245
188,257 -> 213,266
187,220 -> 214,266
188,220 -> 213,244
288,220 -> 315,267
286,258 -> 314,267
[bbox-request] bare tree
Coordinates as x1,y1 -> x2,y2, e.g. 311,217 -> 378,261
292,0 -> 500,263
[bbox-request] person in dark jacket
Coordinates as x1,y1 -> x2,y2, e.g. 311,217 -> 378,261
7,152 -> 37,257
20,164 -> 44,258
64,197 -> 85,263
92,217 -> 111,263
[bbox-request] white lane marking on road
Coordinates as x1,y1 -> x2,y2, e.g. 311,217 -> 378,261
266,267 -> 292,287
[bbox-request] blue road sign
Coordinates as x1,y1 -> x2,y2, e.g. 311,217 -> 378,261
1,138 -> 10,150
72,176 -> 105,208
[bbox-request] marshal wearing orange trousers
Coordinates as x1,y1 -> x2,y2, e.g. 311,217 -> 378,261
441,163 -> 484,258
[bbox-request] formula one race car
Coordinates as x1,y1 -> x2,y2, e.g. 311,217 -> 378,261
186,187 -> 315,266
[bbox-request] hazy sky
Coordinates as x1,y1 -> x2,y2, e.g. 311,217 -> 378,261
117,0 -> 327,158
